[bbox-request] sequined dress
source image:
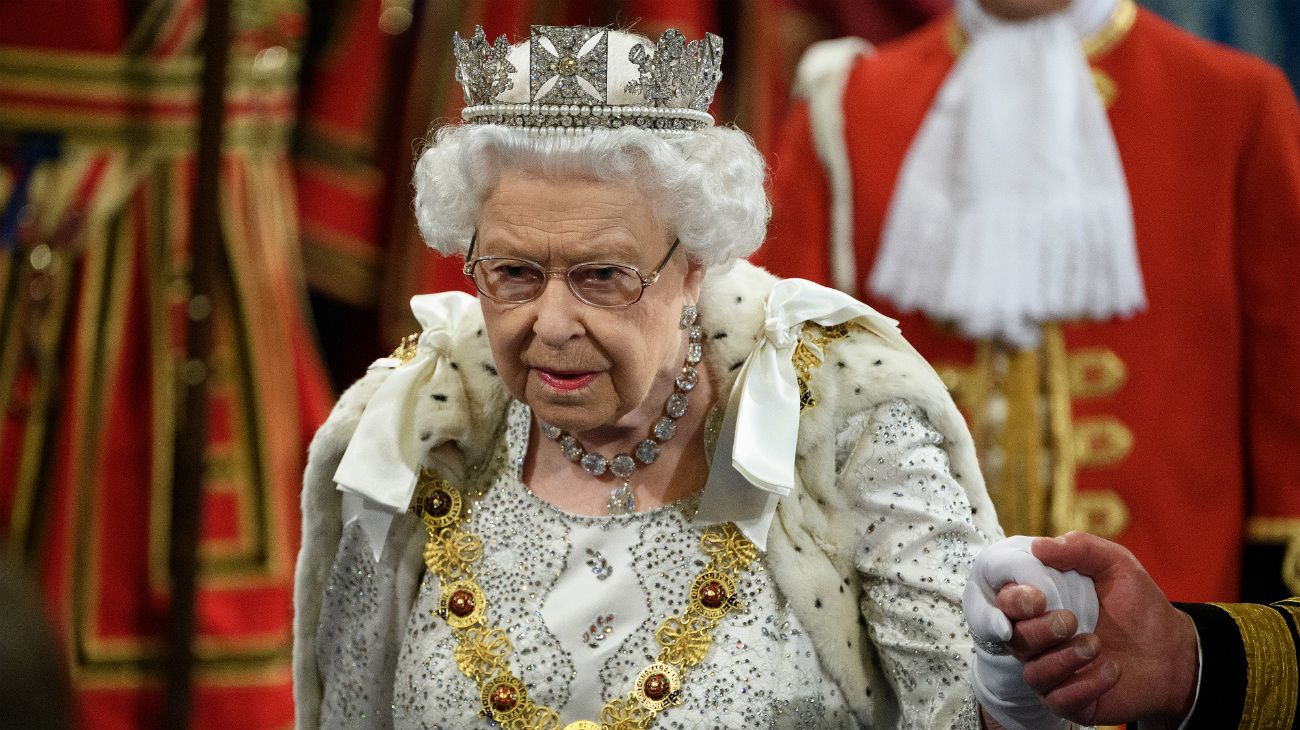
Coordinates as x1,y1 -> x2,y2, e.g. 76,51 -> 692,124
316,398 -> 984,729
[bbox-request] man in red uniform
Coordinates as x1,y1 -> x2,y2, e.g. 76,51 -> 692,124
0,2 -> 332,726
758,0 -> 1300,603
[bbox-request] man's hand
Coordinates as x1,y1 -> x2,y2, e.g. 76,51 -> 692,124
993,531 -> 1199,727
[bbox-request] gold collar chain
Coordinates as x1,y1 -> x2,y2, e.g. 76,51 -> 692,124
414,470 -> 759,729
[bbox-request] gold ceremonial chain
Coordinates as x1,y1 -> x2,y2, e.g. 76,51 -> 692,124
414,470 -> 758,730
791,322 -> 851,411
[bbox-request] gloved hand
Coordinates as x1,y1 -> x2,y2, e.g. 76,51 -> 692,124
963,535 -> 1099,730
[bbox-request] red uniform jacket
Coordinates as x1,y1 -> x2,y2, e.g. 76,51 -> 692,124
758,8 -> 1300,602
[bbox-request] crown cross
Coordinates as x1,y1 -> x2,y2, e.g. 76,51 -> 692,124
530,26 -> 609,104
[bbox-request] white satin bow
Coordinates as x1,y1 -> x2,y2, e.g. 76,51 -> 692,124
697,279 -> 908,548
334,291 -> 479,517
731,279 -> 908,496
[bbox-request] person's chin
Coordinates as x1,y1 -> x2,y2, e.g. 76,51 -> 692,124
526,372 -> 614,430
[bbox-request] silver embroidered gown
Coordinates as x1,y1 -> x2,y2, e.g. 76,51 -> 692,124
316,399 -> 986,729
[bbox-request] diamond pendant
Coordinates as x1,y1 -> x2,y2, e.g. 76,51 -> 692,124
607,481 -> 635,515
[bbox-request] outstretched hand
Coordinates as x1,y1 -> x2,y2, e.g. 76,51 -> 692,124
993,531 -> 1199,727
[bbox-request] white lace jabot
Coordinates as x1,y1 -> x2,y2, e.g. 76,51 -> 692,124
873,0 -> 1143,346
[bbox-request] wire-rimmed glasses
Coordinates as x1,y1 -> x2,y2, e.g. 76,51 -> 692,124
462,235 -> 681,308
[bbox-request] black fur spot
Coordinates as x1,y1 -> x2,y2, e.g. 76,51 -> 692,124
729,361 -> 744,372
475,328 -> 483,337
713,332 -> 727,340
873,359 -> 883,366
854,386 -> 861,394
839,585 -> 845,594
814,598 -> 823,609
419,431 -> 432,441
836,360 -> 846,368
734,296 -> 743,303
431,394 -> 448,402
484,363 -> 498,376
449,361 -> 459,370
793,545 -> 803,553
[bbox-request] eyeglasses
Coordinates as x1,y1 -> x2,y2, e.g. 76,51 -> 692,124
462,235 -> 681,308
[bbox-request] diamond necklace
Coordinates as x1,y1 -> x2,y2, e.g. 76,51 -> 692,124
538,304 -> 704,515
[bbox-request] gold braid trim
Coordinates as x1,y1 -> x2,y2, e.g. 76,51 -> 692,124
414,470 -> 758,729
1245,517 -> 1300,595
1210,602 -> 1299,730
945,0 -> 1137,60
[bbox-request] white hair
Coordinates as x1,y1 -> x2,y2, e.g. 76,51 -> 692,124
411,124 -> 769,267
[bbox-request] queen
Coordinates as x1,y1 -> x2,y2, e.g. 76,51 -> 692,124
294,24 -> 1002,729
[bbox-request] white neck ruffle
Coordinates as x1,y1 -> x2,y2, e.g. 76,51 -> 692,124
871,0 -> 1143,347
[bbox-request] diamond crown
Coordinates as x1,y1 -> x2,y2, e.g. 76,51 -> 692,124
452,25 -> 724,135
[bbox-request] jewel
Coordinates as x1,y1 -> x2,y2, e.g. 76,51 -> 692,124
540,421 -> 561,440
449,590 -> 477,617
610,454 -> 635,478
699,580 -> 726,609
652,417 -> 676,441
685,342 -> 702,364
560,435 -> 583,461
423,489 -> 452,518
688,324 -> 703,342
580,452 -> 608,476
643,673 -> 670,701
584,548 -> 613,580
675,367 -> 697,392
679,303 -> 698,329
635,439 -> 660,465
607,483 -> 634,515
490,683 -> 518,712
666,393 -> 688,418
582,613 -> 616,645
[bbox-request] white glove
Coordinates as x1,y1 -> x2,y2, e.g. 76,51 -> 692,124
964,536 -> 1099,730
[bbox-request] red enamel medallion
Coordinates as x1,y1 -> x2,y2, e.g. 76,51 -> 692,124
699,580 -> 726,609
490,683 -> 518,712
448,590 -> 476,617
643,672 -> 670,701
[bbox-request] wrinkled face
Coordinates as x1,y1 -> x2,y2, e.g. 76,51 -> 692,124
977,0 -> 1070,20
475,171 -> 704,434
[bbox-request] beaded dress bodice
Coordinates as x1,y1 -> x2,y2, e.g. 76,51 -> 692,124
388,401 -> 853,728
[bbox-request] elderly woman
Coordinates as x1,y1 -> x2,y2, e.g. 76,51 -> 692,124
294,25 -> 1002,730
